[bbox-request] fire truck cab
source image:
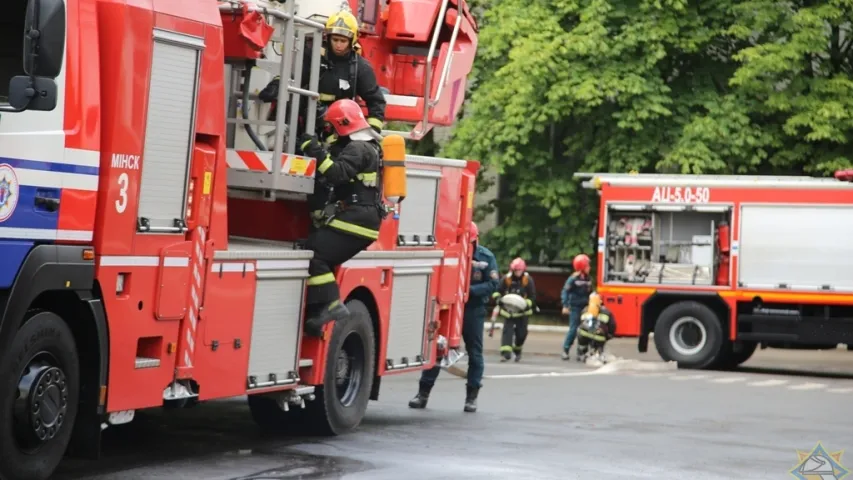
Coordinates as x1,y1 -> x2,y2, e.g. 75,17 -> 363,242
576,171 -> 853,371
0,1 -> 480,479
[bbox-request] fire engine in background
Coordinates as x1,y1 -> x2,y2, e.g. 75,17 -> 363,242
0,0 -> 479,479
574,170 -> 853,371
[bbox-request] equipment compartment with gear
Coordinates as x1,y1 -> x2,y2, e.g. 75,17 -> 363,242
603,204 -> 733,286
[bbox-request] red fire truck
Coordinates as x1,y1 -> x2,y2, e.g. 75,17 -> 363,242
574,170 -> 853,371
0,0 -> 479,479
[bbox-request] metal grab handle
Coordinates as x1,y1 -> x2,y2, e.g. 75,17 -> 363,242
415,0 -> 463,137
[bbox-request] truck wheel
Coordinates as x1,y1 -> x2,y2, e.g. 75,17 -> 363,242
304,298 -> 376,436
0,310 -> 80,480
653,301 -> 723,370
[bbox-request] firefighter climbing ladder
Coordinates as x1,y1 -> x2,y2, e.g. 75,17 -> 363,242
221,0 -> 324,200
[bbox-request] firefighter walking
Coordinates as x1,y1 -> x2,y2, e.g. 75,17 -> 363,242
298,98 -> 386,335
560,254 -> 593,360
408,222 -> 499,413
492,257 -> 536,362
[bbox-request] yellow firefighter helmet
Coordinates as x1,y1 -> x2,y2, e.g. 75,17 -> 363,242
325,10 -> 359,42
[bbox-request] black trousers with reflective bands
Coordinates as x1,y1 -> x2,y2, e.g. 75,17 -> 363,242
304,226 -> 374,307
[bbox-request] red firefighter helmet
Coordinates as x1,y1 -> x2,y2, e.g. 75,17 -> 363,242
469,222 -> 479,241
324,98 -> 369,136
573,254 -> 590,271
510,257 -> 526,272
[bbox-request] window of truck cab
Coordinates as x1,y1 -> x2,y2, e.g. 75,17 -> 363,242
601,201 -> 734,288
0,1 -> 27,104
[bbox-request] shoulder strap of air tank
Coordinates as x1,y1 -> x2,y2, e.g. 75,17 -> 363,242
350,53 -> 359,100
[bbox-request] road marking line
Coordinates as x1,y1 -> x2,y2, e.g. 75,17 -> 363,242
787,382 -> 828,391
669,374 -> 709,381
747,379 -> 788,387
485,370 -> 603,379
827,387 -> 853,394
710,377 -> 747,384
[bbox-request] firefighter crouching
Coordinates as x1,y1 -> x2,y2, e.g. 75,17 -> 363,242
258,8 -> 387,142
577,292 -> 616,363
298,98 -> 386,336
492,257 -> 537,362
408,222 -> 499,413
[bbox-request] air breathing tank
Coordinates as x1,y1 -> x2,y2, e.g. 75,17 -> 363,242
715,221 -> 730,286
380,134 -> 407,204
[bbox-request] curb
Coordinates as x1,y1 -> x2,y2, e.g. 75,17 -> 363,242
485,324 -> 568,334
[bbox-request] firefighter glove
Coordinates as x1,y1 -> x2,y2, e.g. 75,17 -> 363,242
299,135 -> 327,160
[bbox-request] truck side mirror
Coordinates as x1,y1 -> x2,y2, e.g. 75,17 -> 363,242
8,75 -> 57,111
24,0 -> 66,79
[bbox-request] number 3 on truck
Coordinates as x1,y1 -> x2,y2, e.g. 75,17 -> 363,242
116,172 -> 128,213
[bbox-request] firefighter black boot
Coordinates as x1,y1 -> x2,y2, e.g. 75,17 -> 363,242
464,385 -> 480,413
304,300 -> 350,336
408,383 -> 432,409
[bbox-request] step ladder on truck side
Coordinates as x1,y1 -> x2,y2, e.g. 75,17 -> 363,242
221,0 -> 324,201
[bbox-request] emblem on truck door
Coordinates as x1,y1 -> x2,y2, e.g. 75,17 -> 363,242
0,163 -> 19,223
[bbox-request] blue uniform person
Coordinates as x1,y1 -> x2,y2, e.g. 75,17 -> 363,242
560,254 -> 593,360
408,222 -> 499,413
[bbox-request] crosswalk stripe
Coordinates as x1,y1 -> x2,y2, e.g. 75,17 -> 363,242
827,387 -> 853,394
710,377 -> 747,384
747,379 -> 789,387
787,382 -> 827,391
670,374 -> 710,381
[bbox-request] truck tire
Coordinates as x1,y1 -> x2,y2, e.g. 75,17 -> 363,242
0,310 -> 80,480
304,298 -> 376,436
653,301 -> 724,370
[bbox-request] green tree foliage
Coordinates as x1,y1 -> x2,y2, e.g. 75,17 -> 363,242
441,0 -> 853,265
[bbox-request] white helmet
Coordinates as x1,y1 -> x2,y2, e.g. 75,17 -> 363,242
499,293 -> 528,313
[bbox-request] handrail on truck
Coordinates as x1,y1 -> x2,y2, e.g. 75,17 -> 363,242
410,0 -> 463,140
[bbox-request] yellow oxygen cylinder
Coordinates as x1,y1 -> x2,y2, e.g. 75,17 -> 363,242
380,134 -> 407,204
588,292 -> 602,317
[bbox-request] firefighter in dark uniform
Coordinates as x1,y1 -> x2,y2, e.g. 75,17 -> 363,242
408,222 -> 499,413
560,253 -> 592,360
492,257 -> 536,363
297,98 -> 385,335
258,9 -> 387,140
577,292 -> 617,361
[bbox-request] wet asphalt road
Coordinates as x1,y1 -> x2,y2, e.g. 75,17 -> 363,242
55,355 -> 853,480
